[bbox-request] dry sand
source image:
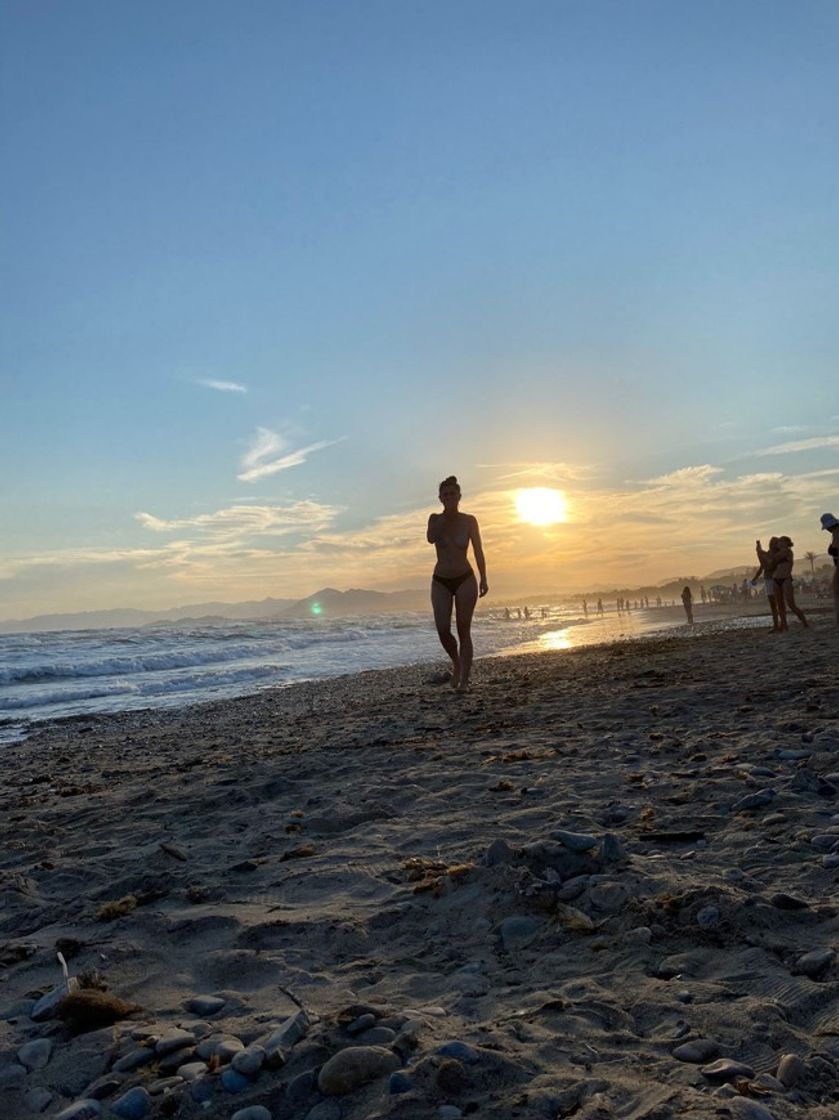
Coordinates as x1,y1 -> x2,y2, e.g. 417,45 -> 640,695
2,619 -> 839,1120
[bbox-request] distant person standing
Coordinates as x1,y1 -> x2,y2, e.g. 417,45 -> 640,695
582,598 -> 588,617
681,585 -> 694,625
772,536 -> 807,630
596,597 -> 604,615
427,475 -> 488,691
753,537 -> 781,632
821,513 -> 839,626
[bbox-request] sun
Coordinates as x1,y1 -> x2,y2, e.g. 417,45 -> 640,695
515,487 -> 568,526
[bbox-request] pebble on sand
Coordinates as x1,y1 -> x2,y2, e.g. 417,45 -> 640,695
54,1102 -> 102,1120
672,1038 -> 720,1063
231,1108 -> 273,1120
110,1086 -> 152,1120
728,1096 -> 775,1120
187,995 -> 226,1016
551,829 -> 599,852
793,947 -> 835,978
17,1037 -> 52,1070
318,1045 -> 401,1095
701,1058 -> 755,1081
776,1052 -> 807,1086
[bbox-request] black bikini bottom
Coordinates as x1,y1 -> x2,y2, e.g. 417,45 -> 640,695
433,569 -> 474,595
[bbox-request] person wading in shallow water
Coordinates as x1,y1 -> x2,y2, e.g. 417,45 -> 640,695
427,475 -> 488,691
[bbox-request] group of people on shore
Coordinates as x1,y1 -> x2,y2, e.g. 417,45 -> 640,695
427,475 -> 839,689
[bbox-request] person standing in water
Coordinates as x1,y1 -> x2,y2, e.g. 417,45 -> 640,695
821,513 -> 839,626
681,585 -> 694,625
427,475 -> 488,690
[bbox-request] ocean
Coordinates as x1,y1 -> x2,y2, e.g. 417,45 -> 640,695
0,604 -> 761,741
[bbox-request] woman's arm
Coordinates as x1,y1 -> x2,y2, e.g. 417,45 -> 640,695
427,514 -> 442,544
469,516 -> 488,595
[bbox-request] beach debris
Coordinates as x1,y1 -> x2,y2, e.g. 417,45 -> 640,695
263,1007 -> 311,1066
554,902 -> 597,933
317,1045 -> 400,1095
57,988 -> 142,1033
401,856 -> 475,894
0,940 -> 37,967
96,894 -> 137,921
159,841 -> 188,861
280,844 -> 317,861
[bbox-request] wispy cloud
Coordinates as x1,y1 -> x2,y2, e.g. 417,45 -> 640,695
134,501 -> 336,537
770,424 -> 809,435
237,427 -> 343,482
750,435 -> 839,457
194,378 -> 248,393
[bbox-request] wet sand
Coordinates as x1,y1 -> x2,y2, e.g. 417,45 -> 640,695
2,617 -> 839,1119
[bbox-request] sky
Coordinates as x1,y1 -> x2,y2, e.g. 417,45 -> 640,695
1,0 -> 838,619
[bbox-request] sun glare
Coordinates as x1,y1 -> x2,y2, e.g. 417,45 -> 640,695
515,487 -> 568,527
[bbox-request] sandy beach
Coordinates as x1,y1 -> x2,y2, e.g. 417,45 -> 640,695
2,618 -> 839,1120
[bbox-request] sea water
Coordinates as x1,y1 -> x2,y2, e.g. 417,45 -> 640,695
0,604 -> 761,740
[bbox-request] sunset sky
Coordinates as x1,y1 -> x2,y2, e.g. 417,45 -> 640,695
2,1 -> 838,619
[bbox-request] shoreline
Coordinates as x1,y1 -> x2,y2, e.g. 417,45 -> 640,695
2,620 -> 839,1118
3,600 -> 827,748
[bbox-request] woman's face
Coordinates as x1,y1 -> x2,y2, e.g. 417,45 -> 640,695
439,485 -> 460,507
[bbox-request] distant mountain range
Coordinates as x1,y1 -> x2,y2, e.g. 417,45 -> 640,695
0,588 -> 430,633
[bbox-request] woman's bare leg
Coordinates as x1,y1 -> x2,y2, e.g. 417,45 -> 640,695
784,584 -> 808,627
775,581 -> 788,630
454,575 -> 479,690
431,581 -> 460,686
768,594 -> 780,631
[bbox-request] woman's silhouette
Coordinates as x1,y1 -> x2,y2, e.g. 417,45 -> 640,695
427,476 -> 488,690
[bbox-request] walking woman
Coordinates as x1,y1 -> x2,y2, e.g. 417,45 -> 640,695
821,513 -> 839,626
427,476 -> 488,690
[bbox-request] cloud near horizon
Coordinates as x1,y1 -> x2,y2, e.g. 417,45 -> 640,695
3,460 -> 839,618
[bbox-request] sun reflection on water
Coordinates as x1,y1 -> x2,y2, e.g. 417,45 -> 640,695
536,629 -> 574,651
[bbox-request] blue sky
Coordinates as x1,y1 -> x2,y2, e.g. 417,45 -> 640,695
2,1 -> 838,616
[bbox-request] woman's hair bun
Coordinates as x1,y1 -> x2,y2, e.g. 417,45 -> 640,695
439,474 -> 460,493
